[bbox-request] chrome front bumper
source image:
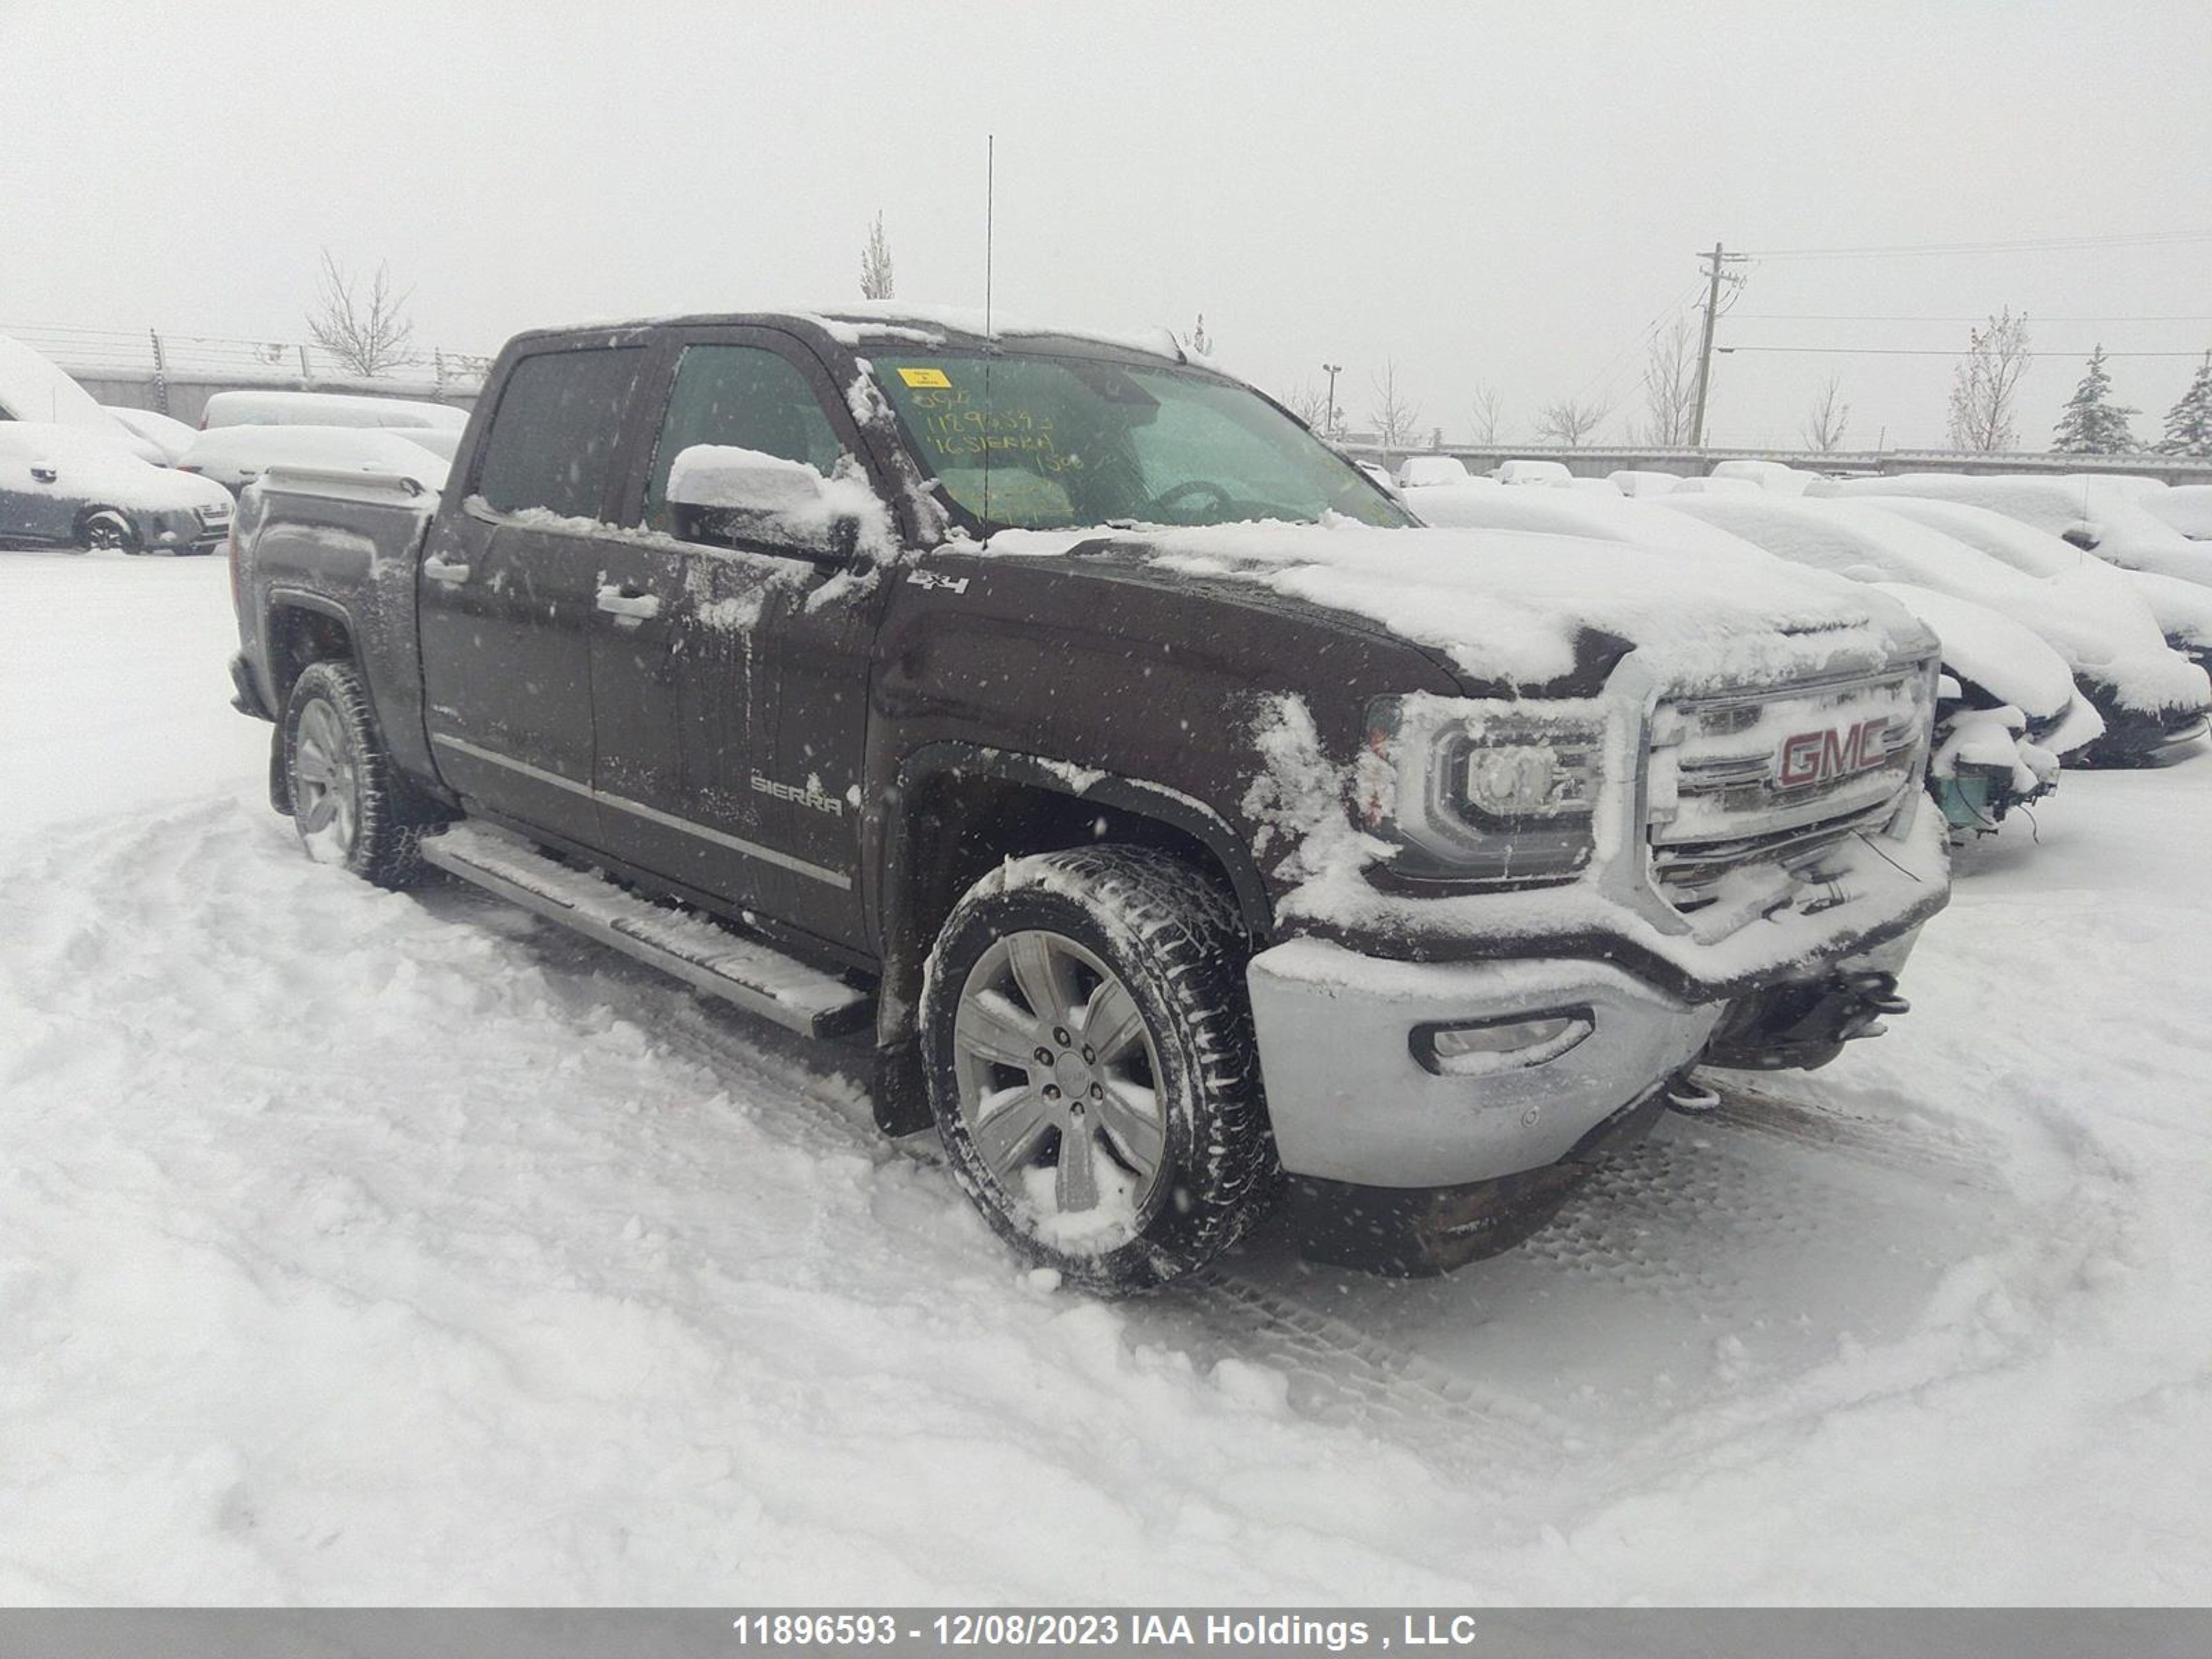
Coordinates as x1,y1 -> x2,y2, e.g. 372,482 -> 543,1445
1246,940 -> 1723,1190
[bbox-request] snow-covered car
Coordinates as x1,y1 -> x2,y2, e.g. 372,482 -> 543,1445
1707,459 -> 1819,495
102,404 -> 198,466
1,333 -> 171,465
1659,494 -> 2107,818
1830,491 -> 2212,684
1818,472 -> 2212,590
2143,484 -> 2212,542
1609,469 -> 1683,497
384,425 -> 462,462
1491,458 -> 1574,486
1353,460 -> 1403,497
0,422 -> 234,554
1407,482 -> 2083,831
1839,496 -> 2211,759
1666,476 -> 1761,496
198,389 -> 467,433
176,424 -> 451,494
1396,455 -> 1472,488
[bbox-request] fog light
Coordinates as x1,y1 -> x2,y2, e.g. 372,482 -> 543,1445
1412,1010 -> 1593,1076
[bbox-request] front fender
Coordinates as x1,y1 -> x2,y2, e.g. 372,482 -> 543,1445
867,741 -> 1275,1059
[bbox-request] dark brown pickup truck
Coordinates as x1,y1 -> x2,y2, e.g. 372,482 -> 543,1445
226,306 -> 1949,1288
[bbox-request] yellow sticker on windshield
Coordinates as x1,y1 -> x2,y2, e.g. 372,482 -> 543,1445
897,366 -> 951,388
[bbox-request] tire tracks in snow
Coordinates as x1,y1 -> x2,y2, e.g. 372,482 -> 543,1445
1,798 -> 2099,1500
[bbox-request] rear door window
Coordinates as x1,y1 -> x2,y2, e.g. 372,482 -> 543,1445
474,346 -> 647,521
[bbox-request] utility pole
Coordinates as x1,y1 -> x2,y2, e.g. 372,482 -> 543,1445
1322,362 -> 1343,437
1689,242 -> 1747,449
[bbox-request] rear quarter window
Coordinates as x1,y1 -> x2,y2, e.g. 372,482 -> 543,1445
474,346 -> 647,520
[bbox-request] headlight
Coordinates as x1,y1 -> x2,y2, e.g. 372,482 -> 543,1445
1364,695 -> 1609,884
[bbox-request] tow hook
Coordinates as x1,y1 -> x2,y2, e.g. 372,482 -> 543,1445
1839,970 -> 1910,1041
1663,1069 -> 1721,1116
1844,970 -> 1911,1018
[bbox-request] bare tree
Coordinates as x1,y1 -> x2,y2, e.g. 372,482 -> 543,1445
1280,379 -> 1331,427
1536,397 -> 1610,447
307,250 -> 414,377
1946,308 -> 2032,451
1468,383 -> 1506,444
1799,375 -> 1851,452
1636,315 -> 1699,445
1369,361 -> 1422,449
860,212 -> 895,301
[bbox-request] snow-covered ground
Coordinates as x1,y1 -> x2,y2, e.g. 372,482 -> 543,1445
3,549 -> 2209,1604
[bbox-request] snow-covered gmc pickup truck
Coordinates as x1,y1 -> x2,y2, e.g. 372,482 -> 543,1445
225,306 -> 1950,1288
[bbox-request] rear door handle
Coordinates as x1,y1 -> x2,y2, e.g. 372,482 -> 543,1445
596,583 -> 662,620
423,554 -> 471,585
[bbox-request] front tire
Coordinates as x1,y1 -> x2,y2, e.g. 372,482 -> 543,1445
77,509 -> 138,553
921,847 -> 1277,1291
281,659 -> 424,889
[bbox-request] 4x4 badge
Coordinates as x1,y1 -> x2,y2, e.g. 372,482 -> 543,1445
909,570 -> 971,595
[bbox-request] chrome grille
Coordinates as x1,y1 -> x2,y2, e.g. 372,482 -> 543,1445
1647,664 -> 1931,913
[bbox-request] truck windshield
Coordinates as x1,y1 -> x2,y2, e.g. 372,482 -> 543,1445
870,352 -> 1410,534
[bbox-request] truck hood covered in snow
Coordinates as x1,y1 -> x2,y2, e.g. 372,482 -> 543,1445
983,518 -> 1931,695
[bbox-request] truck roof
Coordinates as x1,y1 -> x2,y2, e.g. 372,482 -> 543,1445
509,304 -> 1196,366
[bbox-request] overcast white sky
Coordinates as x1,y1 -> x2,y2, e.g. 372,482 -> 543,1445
6,0 -> 2210,450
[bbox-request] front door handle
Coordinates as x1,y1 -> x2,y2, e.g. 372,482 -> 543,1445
596,583 -> 662,621
423,554 -> 472,585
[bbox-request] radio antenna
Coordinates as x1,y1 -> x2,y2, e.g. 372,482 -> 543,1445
982,133 -> 995,526
985,133 -> 995,344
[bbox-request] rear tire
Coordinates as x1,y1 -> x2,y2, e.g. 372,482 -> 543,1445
280,659 -> 424,890
921,846 -> 1277,1291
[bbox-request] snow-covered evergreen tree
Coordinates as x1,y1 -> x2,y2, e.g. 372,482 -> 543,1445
2157,351 -> 2212,458
2050,346 -> 2139,454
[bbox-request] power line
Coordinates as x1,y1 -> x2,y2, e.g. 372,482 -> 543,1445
1733,312 -> 2212,324
1718,344 -> 2208,357
1743,230 -> 2212,260
1568,279 -> 1705,406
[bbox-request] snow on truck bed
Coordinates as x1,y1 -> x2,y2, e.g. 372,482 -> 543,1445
3,550 -> 2212,1602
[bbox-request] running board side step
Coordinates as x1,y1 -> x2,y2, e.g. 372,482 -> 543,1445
421,823 -> 873,1040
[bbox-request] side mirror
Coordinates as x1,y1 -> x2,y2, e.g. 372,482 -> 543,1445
665,445 -> 861,559
2061,526 -> 2099,552
30,465 -> 59,485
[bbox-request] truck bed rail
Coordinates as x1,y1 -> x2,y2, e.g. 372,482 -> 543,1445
252,465 -> 439,507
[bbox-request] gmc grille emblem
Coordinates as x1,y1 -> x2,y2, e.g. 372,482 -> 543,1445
1778,716 -> 1891,789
